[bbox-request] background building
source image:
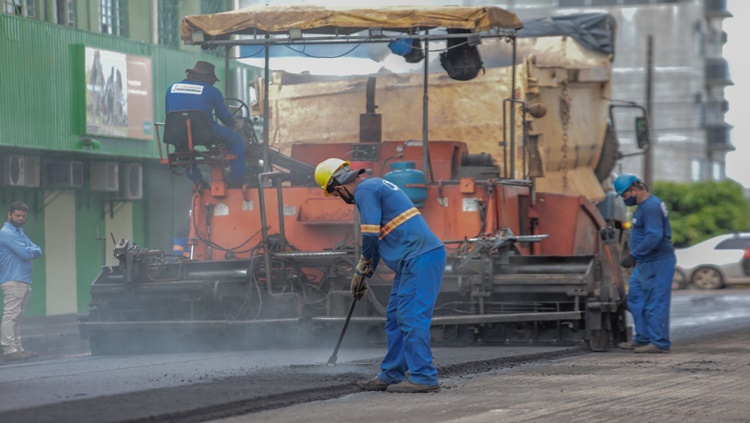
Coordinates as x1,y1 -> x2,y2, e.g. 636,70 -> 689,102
489,0 -> 734,184
0,0 -> 257,317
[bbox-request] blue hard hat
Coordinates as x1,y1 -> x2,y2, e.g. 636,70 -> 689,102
614,174 -> 641,196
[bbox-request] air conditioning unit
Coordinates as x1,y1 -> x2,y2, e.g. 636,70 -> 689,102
114,163 -> 143,201
44,160 -> 84,188
0,155 -> 40,187
90,161 -> 119,192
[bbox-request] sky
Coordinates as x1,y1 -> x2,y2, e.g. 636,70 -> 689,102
723,0 -> 749,188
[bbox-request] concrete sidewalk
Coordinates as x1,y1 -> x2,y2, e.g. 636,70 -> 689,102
15,313 -> 89,359
234,329 -> 750,423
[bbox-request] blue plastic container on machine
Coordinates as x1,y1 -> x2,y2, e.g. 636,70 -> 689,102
384,161 -> 428,208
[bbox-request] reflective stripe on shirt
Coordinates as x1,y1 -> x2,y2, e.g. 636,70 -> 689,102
360,224 -> 380,234
378,207 -> 420,240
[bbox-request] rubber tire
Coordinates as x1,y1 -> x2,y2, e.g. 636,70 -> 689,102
594,125 -> 620,182
672,268 -> 688,290
691,267 -> 724,290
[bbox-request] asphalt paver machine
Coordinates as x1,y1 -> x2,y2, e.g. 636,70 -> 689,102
80,5 -> 632,354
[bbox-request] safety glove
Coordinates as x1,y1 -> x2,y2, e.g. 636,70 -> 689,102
351,256 -> 373,299
620,255 -> 635,269
351,273 -> 368,300
355,256 -> 374,277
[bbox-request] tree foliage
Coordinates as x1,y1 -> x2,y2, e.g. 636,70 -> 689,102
652,180 -> 750,248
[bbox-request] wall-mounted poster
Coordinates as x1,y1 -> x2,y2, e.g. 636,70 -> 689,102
84,47 -> 153,140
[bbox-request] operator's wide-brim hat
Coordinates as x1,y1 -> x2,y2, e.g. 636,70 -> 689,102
185,61 -> 220,82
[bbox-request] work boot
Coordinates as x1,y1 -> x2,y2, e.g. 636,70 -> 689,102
3,351 -> 29,362
386,380 -> 440,393
634,344 -> 670,354
226,180 -> 245,189
356,376 -> 390,391
618,341 -> 648,350
21,350 -> 39,358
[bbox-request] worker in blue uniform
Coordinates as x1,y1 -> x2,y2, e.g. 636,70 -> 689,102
315,158 -> 446,393
172,226 -> 190,258
165,61 -> 246,188
615,174 -> 675,353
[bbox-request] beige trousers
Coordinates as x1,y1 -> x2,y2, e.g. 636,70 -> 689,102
1,281 -> 31,355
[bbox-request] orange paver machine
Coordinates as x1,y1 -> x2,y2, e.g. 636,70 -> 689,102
81,5 -> 638,354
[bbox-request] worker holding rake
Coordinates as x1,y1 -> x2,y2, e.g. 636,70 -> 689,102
315,158 -> 446,393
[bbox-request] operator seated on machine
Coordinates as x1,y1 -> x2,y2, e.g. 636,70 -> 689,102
165,61 -> 246,189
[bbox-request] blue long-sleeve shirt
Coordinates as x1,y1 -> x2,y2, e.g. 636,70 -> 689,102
165,79 -> 236,128
355,178 -> 444,271
0,222 -> 42,285
629,195 -> 674,262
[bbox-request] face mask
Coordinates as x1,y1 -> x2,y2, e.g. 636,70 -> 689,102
624,196 -> 637,207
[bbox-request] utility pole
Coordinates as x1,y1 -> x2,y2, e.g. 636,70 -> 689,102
644,35 -> 654,186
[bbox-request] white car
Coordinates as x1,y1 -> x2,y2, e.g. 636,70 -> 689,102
673,233 -> 750,289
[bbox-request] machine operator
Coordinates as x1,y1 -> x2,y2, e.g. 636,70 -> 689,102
315,158 -> 446,393
615,173 -> 675,353
165,61 -> 246,188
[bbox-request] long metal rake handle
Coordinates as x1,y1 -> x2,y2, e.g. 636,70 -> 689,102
327,274 -> 366,366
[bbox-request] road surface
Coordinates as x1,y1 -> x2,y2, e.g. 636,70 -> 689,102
1,289 -> 749,423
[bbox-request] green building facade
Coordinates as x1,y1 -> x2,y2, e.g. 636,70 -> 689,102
0,1 -> 257,317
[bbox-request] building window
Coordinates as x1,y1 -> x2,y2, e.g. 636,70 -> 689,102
559,0 -> 586,6
158,0 -> 180,48
3,0 -> 35,17
99,0 -> 128,37
694,93 -> 705,127
199,0 -> 227,56
99,0 -> 112,33
118,1 -> 128,36
712,162 -> 723,180
693,21 -> 705,57
691,159 -> 702,181
56,0 -> 75,26
201,0 -> 226,15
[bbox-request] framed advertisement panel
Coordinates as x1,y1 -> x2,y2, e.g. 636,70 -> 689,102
84,47 -> 153,140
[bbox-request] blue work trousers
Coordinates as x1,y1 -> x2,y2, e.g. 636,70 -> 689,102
627,253 -> 676,350
186,124 -> 246,184
378,246 -> 446,386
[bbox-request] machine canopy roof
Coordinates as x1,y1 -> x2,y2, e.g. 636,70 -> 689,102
181,5 -> 523,41
519,13 -> 615,55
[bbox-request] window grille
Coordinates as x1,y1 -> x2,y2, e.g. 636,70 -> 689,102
99,0 -> 112,34
3,0 -> 35,18
117,0 -> 128,37
158,0 -> 180,48
199,0 -> 227,56
99,0 -> 128,37
201,0 -> 226,15
56,0 -> 75,26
